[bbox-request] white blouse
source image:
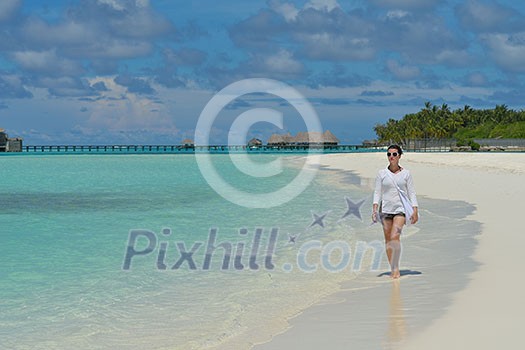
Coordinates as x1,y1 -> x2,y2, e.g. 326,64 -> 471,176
373,167 -> 418,214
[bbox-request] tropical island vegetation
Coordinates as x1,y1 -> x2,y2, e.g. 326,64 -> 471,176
373,102 -> 525,149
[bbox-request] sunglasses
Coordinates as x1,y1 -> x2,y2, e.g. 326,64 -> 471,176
387,152 -> 399,157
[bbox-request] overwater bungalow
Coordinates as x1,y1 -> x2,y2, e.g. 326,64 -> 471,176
0,128 -> 23,152
247,138 -> 263,147
267,132 -> 294,146
267,130 -> 339,146
181,139 -> 194,147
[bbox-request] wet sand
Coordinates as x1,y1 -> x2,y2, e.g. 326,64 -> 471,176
253,152 -> 525,350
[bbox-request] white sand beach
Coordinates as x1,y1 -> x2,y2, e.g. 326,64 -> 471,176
254,152 -> 525,350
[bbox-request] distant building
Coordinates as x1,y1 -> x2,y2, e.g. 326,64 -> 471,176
362,139 -> 379,147
181,139 -> 194,147
267,132 -> 294,146
0,130 -> 7,152
267,130 -> 339,146
0,129 -> 22,152
7,138 -> 23,152
247,138 -> 263,147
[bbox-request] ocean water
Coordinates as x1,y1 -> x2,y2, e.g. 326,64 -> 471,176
1,154 -> 380,349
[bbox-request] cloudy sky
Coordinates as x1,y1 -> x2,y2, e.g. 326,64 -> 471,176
1,0 -> 525,145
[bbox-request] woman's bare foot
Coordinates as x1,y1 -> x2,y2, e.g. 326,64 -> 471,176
391,269 -> 401,279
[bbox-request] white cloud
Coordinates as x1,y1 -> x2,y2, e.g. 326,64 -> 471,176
162,47 -> 207,66
299,33 -> 375,61
371,0 -> 442,11
304,0 -> 340,12
0,74 -> 32,98
11,50 -> 84,76
262,49 -> 303,73
136,0 -> 149,8
0,0 -> 20,22
79,41 -> 152,59
269,0 -> 299,22
376,12 -> 468,65
482,32 -> 525,72
456,0 -> 518,33
434,49 -> 471,66
386,60 -> 420,80
109,5 -> 173,39
84,77 -> 175,131
21,18 -> 98,46
217,49 -> 305,82
232,1 -> 466,66
386,10 -> 410,19
19,0 -> 171,53
96,0 -> 126,11
465,72 -> 488,86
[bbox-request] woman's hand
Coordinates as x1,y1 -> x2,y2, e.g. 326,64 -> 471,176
410,208 -> 418,224
372,204 -> 379,223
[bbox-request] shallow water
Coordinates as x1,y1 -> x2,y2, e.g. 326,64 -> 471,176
0,154 -> 371,349
1,153 -> 480,349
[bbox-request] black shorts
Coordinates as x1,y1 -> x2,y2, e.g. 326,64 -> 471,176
381,212 -> 405,220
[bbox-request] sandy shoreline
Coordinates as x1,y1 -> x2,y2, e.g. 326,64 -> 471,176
253,152 -> 525,349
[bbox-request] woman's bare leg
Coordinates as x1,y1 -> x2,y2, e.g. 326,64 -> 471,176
389,216 -> 406,279
383,216 -> 406,278
382,218 -> 393,268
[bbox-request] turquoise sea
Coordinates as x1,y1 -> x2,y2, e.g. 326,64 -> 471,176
2,152 -> 484,349
1,153 -> 383,349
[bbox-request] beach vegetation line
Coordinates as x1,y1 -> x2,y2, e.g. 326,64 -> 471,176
374,102 -> 525,146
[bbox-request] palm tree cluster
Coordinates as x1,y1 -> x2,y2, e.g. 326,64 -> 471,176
374,102 -> 525,145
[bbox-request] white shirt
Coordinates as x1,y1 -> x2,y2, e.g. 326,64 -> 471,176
373,167 -> 418,214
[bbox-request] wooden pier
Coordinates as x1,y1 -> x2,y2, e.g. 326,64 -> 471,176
20,144 -> 368,154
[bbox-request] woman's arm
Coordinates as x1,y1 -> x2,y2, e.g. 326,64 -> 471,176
372,171 -> 382,220
406,171 -> 419,224
406,171 -> 418,207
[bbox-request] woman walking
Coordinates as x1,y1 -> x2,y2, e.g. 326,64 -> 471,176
372,145 -> 418,279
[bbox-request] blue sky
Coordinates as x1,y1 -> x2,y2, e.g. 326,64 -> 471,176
1,0 -> 525,145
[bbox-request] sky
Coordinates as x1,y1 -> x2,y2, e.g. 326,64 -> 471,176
1,0 -> 525,145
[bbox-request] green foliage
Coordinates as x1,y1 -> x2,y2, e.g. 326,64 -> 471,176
455,138 -> 480,150
469,140 -> 480,151
374,103 -> 525,144
454,123 -> 495,139
456,138 -> 467,147
489,121 -> 525,138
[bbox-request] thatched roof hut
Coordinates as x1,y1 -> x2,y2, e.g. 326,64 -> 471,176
268,132 -> 293,145
293,131 -> 307,144
267,130 -> 339,146
247,138 -> 263,147
267,134 -> 282,145
297,131 -> 326,144
362,139 -> 378,147
322,130 -> 339,145
182,139 -> 194,146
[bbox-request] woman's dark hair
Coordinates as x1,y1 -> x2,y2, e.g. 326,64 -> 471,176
387,144 -> 403,155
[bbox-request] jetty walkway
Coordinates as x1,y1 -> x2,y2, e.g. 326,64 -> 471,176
17,144 -> 373,154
